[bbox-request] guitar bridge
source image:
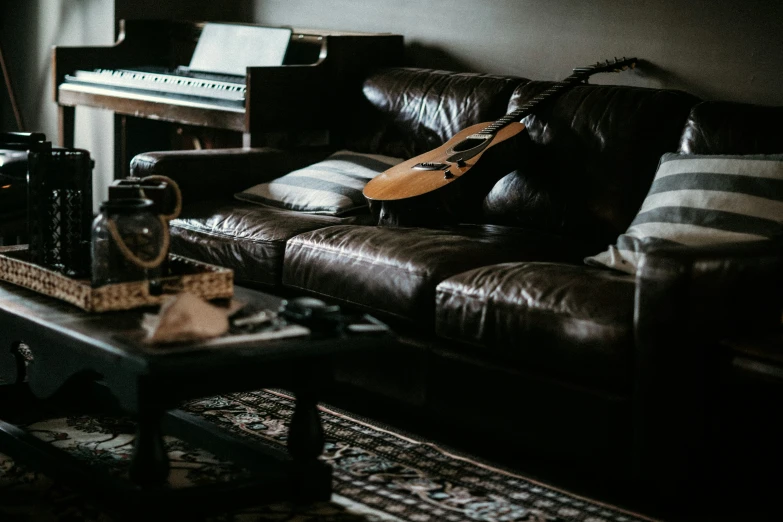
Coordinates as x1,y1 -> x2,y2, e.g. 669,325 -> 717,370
412,162 -> 450,171
465,133 -> 494,141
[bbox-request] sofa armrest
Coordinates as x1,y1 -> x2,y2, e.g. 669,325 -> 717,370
636,240 -> 783,334
130,146 -> 333,202
632,239 -> 783,493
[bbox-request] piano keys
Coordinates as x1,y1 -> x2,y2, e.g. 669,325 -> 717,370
63,67 -> 247,106
53,20 -> 404,177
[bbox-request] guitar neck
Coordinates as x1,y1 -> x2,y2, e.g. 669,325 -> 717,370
461,58 -> 635,140
481,73 -> 587,135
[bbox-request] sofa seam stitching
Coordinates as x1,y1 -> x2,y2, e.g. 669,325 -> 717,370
282,282 -> 419,322
173,223 -> 283,246
436,285 -> 630,328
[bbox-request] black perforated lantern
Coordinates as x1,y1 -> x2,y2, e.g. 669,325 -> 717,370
27,143 -> 93,278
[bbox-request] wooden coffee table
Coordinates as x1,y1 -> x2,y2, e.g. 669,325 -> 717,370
0,282 -> 391,517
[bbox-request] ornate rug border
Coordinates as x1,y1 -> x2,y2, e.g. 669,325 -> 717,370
262,389 -> 661,522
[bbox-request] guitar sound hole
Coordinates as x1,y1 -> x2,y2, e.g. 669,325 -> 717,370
450,137 -> 488,153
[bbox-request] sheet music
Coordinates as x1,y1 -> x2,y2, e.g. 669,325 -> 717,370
189,23 -> 292,76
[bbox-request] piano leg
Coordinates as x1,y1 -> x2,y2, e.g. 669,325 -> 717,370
243,131 -> 259,148
113,116 -> 173,179
114,114 -> 128,179
58,105 -> 75,148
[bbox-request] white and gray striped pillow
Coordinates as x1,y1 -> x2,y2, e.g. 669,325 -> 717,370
235,150 -> 402,216
586,153 -> 783,274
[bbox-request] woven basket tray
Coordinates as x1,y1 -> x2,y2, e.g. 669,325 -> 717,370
0,245 -> 233,312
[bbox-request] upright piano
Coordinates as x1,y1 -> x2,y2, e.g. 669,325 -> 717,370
53,20 -> 404,177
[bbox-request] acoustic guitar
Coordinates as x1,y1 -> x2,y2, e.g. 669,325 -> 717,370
363,57 -> 637,226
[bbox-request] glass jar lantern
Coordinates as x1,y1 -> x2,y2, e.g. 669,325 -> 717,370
91,198 -> 168,287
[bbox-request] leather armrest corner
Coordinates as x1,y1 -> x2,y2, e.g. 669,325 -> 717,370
129,146 -> 333,201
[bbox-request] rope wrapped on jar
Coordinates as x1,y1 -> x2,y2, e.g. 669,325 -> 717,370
91,175 -> 182,288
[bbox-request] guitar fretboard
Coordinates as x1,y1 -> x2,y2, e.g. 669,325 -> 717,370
479,59 -> 636,136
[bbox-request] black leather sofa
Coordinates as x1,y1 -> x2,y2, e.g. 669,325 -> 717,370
131,68 -> 783,491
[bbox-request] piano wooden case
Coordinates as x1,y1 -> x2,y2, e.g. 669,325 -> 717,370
53,20 -> 404,175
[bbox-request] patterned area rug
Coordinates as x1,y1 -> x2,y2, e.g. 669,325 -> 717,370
0,389 -> 656,522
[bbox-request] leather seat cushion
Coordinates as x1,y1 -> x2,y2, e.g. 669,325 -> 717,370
170,201 -> 373,287
435,262 -> 636,390
283,224 -> 585,326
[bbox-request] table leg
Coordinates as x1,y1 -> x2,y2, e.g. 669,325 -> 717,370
0,342 -> 32,422
129,406 -> 170,487
287,381 -> 333,502
288,388 -> 324,463
0,340 -> 25,386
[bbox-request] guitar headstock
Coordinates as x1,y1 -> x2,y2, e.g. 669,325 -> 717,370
572,57 -> 638,78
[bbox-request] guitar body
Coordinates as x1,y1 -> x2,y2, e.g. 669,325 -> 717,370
364,122 -> 528,226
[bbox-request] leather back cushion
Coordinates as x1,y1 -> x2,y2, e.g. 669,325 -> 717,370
678,101 -> 783,155
484,82 -> 701,250
342,67 -> 529,159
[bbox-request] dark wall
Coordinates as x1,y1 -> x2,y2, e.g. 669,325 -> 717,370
0,0 -> 115,209
113,0 -> 783,105
249,0 -> 783,106
115,0 -> 252,26
0,1 -> 37,132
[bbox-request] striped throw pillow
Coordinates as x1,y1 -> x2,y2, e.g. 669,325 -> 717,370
586,153 -> 783,274
235,150 -> 402,216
